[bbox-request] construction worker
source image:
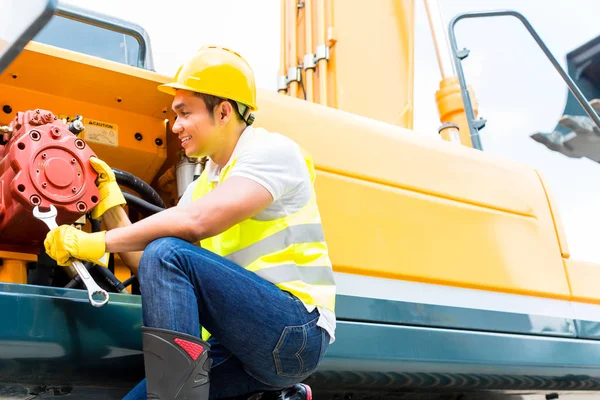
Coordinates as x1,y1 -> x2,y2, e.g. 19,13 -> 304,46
43,45 -> 336,400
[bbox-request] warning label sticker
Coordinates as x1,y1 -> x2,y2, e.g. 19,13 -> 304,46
83,118 -> 118,147
58,114 -> 119,147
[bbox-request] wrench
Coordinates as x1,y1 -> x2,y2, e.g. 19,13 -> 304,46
33,204 -> 109,308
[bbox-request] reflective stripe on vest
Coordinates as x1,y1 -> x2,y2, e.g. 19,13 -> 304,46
225,223 -> 325,267
254,264 -> 335,285
191,131 -> 336,331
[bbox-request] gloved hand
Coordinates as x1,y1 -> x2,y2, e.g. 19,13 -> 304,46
44,225 -> 107,267
89,157 -> 126,219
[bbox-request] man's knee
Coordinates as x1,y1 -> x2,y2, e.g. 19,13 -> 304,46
138,237 -> 187,283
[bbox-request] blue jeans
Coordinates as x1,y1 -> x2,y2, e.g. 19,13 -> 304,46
123,237 -> 330,400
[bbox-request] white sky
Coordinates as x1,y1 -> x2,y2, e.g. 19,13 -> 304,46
60,0 -> 600,264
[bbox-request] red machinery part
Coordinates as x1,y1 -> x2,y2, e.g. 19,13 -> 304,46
0,109 -> 100,254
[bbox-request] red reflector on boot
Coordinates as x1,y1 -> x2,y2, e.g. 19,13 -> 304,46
174,338 -> 204,360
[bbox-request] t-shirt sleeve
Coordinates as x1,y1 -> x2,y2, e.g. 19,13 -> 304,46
177,179 -> 197,206
227,136 -> 308,202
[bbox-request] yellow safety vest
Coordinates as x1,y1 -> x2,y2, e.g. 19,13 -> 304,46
192,138 -> 336,340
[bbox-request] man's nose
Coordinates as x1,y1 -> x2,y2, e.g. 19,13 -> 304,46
172,119 -> 183,134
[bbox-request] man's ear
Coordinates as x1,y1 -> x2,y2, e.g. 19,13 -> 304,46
218,101 -> 234,125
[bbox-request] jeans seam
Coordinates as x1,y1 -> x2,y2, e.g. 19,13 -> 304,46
272,326 -> 288,376
295,325 -> 307,374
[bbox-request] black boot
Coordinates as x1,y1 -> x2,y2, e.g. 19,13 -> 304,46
248,383 -> 312,400
278,384 -> 312,400
142,326 -> 212,400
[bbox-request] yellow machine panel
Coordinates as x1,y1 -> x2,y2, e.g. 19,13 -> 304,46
254,90 -> 571,300
564,259 -> 600,304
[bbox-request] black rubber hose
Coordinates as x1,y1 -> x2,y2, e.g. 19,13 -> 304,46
122,275 -> 136,288
123,191 -> 165,215
90,217 -> 101,233
92,264 -> 128,293
65,261 -> 128,293
113,168 -> 166,209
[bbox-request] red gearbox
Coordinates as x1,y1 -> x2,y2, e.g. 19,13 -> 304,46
0,109 -> 100,254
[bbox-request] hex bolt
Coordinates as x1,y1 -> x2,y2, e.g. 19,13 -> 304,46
29,130 -> 41,141
74,138 -> 85,149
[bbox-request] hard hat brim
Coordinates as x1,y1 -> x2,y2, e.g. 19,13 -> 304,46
157,82 -> 259,112
157,82 -> 195,96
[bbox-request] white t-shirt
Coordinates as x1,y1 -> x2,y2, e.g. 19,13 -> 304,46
178,126 -> 336,343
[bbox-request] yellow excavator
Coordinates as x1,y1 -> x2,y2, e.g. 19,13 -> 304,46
1,1 -> 600,399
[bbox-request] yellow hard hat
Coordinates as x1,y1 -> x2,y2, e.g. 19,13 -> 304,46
158,45 -> 258,113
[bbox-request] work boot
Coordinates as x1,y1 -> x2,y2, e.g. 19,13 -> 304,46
142,326 -> 212,400
278,384 -> 312,400
249,383 -> 312,400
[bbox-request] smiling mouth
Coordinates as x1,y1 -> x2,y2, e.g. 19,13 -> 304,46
181,136 -> 192,143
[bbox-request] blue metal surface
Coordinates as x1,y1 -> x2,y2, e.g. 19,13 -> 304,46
3,283 -> 600,395
307,321 -> 600,392
336,295 -> 575,337
0,283 -> 144,389
576,320 -> 600,340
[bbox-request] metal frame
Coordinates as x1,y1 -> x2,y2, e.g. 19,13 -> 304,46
448,10 -> 600,151
0,0 -> 58,75
54,3 -> 155,70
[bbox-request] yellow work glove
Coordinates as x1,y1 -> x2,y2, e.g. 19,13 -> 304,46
44,225 -> 107,267
89,157 -> 126,220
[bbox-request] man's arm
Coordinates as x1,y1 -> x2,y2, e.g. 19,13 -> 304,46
101,206 -> 143,276
104,176 -> 273,254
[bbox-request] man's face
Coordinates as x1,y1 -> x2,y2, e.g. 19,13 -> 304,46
171,90 -> 218,158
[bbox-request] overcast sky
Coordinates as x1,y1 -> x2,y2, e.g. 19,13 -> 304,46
61,0 -> 600,264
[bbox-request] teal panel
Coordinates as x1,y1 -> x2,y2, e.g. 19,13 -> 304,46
305,321 -> 600,392
0,283 -> 144,388
576,320 -> 600,340
3,283 -> 600,394
336,295 -> 575,337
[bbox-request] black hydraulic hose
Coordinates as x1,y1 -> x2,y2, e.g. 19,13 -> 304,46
113,168 -> 166,209
123,191 -> 165,215
90,217 -> 101,233
92,265 -> 128,293
121,275 -> 136,288
65,261 -> 128,294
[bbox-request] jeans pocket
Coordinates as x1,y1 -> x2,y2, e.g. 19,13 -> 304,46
273,317 -> 325,378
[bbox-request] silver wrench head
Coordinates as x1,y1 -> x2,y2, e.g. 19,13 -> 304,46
33,204 -> 110,308
33,204 -> 58,223
88,288 -> 110,308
